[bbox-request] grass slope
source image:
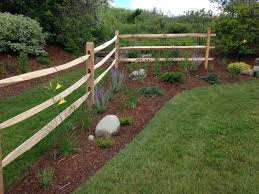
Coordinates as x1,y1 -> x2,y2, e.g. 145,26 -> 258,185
0,67 -> 107,188
77,80 -> 259,194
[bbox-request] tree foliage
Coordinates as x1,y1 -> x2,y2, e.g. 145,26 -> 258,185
212,1 -> 258,56
0,0 -> 109,53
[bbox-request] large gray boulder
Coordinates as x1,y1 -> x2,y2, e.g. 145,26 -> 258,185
129,69 -> 147,80
241,69 -> 254,77
255,58 -> 259,65
95,115 -> 120,137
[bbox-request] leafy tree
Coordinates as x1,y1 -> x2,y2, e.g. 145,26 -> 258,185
212,1 -> 258,56
0,0 -> 109,53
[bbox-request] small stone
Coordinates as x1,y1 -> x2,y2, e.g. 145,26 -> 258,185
241,69 -> 254,77
95,115 -> 120,137
129,69 -> 147,80
88,135 -> 95,141
141,54 -> 152,58
255,58 -> 259,65
253,66 -> 259,73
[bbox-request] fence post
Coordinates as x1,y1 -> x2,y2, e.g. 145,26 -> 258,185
0,140 -> 4,194
115,30 -> 120,69
86,42 -> 95,106
204,27 -> 211,70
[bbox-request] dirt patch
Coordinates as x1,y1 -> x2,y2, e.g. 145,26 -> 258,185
5,56 -> 259,194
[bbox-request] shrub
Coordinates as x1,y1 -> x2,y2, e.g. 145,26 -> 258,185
120,117 -> 133,126
36,55 -> 51,66
96,137 -> 113,149
111,68 -> 125,93
0,12 -> 46,55
227,62 -> 251,75
201,73 -> 221,84
160,72 -> 185,83
37,168 -> 54,189
18,52 -> 30,73
138,86 -> 164,97
212,2 -> 258,56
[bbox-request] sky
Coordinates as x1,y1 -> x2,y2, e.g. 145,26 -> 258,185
112,0 -> 219,15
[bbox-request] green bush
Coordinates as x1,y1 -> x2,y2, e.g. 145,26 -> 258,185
227,62 -> 251,75
138,86 -> 164,97
201,73 -> 221,84
160,72 -> 185,83
96,137 -> 113,149
37,168 -> 54,189
0,12 -> 46,55
213,2 -> 259,56
120,117 -> 133,126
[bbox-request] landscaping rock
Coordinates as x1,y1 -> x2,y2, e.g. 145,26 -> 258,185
129,69 -> 147,80
241,69 -> 254,77
95,115 -> 120,137
253,66 -> 259,73
141,54 -> 152,58
88,135 -> 95,141
255,58 -> 259,65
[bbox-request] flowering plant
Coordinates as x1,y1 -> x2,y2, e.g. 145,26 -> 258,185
111,68 -> 125,93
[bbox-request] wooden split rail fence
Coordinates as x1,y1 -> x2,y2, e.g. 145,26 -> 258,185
0,28 -> 215,193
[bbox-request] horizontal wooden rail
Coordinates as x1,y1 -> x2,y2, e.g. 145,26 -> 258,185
0,55 -> 89,88
0,74 -> 89,129
94,48 -> 116,70
119,33 -> 216,39
119,46 -> 215,50
120,58 -> 214,63
2,92 -> 89,167
94,35 -> 117,53
94,59 -> 116,86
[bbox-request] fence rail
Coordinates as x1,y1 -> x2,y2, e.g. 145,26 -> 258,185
0,28 -> 215,192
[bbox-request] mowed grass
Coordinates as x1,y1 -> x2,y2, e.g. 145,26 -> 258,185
77,80 -> 259,194
0,67 -> 107,188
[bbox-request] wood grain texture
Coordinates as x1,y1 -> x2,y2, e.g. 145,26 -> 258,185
120,58 -> 214,63
205,27 -> 212,70
94,35 -> 117,53
94,59 -> 116,86
94,48 -> 116,70
119,46 -> 215,50
115,31 -> 120,68
0,55 -> 89,88
2,93 -> 89,168
119,33 -> 216,38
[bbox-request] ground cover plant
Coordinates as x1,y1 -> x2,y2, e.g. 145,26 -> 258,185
160,72 -> 185,83
137,86 -> 164,97
201,73 -> 221,84
76,80 -> 259,194
227,62 -> 251,75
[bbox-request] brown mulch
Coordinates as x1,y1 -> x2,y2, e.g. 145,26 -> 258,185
5,55 -> 259,194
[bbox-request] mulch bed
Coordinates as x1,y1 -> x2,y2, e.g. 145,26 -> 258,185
5,57 -> 259,193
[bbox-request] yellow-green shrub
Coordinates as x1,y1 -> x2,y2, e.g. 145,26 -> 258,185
227,62 -> 251,74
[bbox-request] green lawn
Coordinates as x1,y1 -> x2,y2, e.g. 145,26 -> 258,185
0,67 -> 107,188
77,80 -> 259,194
